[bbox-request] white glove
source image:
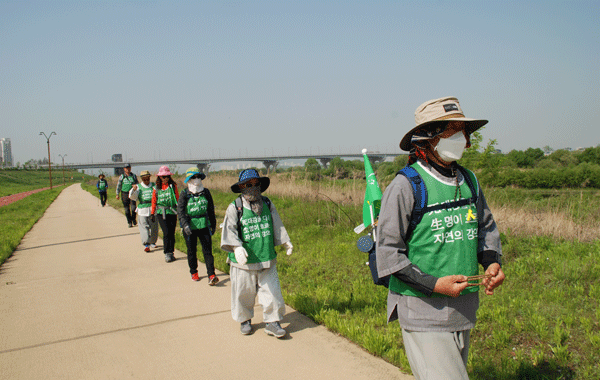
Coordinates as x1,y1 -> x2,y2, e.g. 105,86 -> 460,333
234,246 -> 248,265
282,241 -> 293,256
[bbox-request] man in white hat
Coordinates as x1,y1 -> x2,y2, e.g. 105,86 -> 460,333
376,97 -> 505,379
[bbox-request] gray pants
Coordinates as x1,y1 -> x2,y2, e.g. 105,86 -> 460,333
230,265 -> 285,323
402,329 -> 470,380
138,214 -> 158,246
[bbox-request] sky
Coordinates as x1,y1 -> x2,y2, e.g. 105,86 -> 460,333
1,0 -> 599,171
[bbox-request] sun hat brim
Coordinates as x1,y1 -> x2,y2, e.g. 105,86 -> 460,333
231,177 -> 270,194
399,117 -> 488,151
184,171 -> 206,183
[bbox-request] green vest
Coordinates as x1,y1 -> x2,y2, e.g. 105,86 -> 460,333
138,183 -> 155,209
98,180 -> 107,191
121,175 -> 136,192
389,163 -> 480,297
187,193 -> 209,230
228,201 -> 276,264
156,185 -> 177,215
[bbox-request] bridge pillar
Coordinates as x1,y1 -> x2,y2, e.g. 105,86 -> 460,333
318,157 -> 332,168
263,160 -> 278,173
196,163 -> 210,173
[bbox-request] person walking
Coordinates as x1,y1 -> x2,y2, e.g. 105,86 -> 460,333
96,173 -> 108,207
220,169 -> 293,338
129,170 -> 159,252
115,164 -> 138,227
151,165 -> 179,263
177,167 -> 218,285
376,96 -> 505,380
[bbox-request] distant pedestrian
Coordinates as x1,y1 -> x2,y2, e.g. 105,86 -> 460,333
220,169 -> 294,338
151,165 -> 179,263
96,173 -> 108,207
115,164 -> 139,227
129,170 -> 159,252
177,167 -> 218,285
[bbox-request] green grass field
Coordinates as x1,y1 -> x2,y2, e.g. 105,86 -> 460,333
4,171 -> 599,379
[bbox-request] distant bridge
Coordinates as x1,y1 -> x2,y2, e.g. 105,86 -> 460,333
64,152 -> 403,174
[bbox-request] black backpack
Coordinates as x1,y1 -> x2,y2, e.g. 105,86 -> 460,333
358,164 -> 478,287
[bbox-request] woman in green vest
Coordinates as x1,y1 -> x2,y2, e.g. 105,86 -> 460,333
177,167 -> 218,285
151,165 -> 179,263
129,170 -> 159,252
376,97 -> 505,380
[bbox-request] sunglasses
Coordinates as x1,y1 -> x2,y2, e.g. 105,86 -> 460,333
239,179 -> 260,190
190,175 -> 202,180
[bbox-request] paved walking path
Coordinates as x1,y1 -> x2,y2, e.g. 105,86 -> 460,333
0,184 -> 411,380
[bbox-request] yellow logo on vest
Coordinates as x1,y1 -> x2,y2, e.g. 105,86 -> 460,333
466,208 -> 476,222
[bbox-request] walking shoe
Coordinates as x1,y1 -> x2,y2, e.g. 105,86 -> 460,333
133,220 -> 137,226
128,222 -> 133,228
165,253 -> 175,263
144,245 -> 150,252
265,321 -> 286,338
150,244 -> 157,248
208,275 -> 219,286
240,320 -> 252,335
191,272 -> 200,281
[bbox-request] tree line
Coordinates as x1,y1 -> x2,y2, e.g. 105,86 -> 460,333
286,133 -> 600,189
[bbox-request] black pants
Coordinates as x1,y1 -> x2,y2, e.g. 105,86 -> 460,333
120,191 -> 137,224
158,214 -> 177,254
184,227 -> 215,276
99,191 -> 107,206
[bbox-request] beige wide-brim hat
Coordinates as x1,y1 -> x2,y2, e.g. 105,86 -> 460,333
399,96 -> 488,151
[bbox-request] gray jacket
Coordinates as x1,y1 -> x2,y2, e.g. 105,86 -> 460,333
375,160 -> 502,331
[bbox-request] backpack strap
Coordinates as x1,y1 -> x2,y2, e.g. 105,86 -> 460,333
235,195 -> 272,243
396,164 -> 479,238
396,166 -> 427,240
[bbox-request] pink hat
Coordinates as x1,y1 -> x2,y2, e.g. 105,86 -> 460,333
157,165 -> 173,177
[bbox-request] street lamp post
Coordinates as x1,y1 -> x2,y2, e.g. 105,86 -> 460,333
58,154 -> 67,185
39,132 -> 56,189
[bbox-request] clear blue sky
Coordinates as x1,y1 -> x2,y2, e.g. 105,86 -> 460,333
2,0 -> 599,168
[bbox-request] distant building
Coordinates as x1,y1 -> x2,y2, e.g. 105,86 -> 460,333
0,138 -> 13,168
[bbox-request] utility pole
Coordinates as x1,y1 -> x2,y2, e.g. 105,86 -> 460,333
58,154 -> 67,185
39,132 -> 56,189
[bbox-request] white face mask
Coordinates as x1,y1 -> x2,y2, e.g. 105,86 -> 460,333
435,132 -> 467,162
187,178 -> 204,193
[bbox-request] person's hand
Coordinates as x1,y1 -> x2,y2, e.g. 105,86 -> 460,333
482,263 -> 505,295
115,195 -> 119,200
433,275 -> 469,298
150,214 -> 155,223
282,241 -> 293,256
183,226 -> 192,236
234,246 -> 248,265
132,184 -> 138,191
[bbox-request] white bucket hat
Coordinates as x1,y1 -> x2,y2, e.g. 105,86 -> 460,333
399,96 -> 488,151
